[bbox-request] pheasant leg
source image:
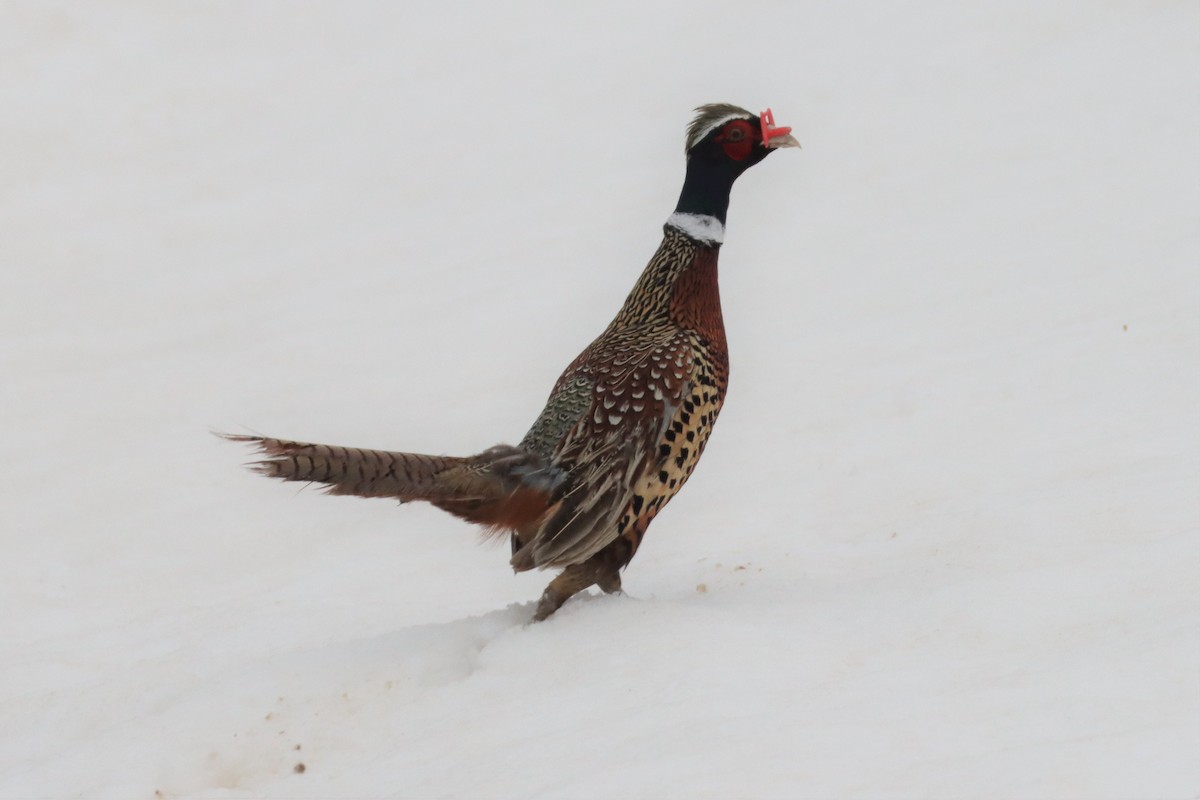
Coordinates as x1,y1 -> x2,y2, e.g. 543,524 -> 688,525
532,544 -> 631,621
533,564 -> 599,621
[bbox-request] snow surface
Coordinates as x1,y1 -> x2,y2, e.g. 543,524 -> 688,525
2,2 -> 1198,798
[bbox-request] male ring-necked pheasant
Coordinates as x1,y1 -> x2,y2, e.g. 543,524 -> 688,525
226,104 -> 798,620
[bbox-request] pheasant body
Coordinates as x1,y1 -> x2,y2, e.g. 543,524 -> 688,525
226,104 -> 797,620
512,227 -> 728,570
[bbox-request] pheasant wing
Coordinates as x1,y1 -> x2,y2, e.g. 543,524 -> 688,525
512,329 -> 692,570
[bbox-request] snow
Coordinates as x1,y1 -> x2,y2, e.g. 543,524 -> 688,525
1,1 -> 1197,798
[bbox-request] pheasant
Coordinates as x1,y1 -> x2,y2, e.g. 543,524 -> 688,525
226,103 -> 798,621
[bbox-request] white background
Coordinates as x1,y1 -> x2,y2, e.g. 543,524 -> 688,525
2,2 -> 1197,797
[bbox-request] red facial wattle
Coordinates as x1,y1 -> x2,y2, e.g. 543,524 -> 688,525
717,119 -> 755,161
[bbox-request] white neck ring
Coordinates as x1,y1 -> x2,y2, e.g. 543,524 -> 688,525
666,212 -> 724,244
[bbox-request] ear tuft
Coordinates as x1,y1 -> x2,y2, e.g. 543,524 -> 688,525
685,103 -> 754,153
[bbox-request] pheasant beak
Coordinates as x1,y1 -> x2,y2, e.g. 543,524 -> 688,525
766,131 -> 800,149
760,108 -> 800,149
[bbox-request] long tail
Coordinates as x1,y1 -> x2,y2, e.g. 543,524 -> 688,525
221,433 -> 464,500
221,433 -> 565,531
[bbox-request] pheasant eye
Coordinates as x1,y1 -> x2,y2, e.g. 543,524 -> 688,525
717,119 -> 755,160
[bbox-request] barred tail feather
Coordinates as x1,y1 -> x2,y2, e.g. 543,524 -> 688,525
221,433 -> 568,534
221,433 -> 462,501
